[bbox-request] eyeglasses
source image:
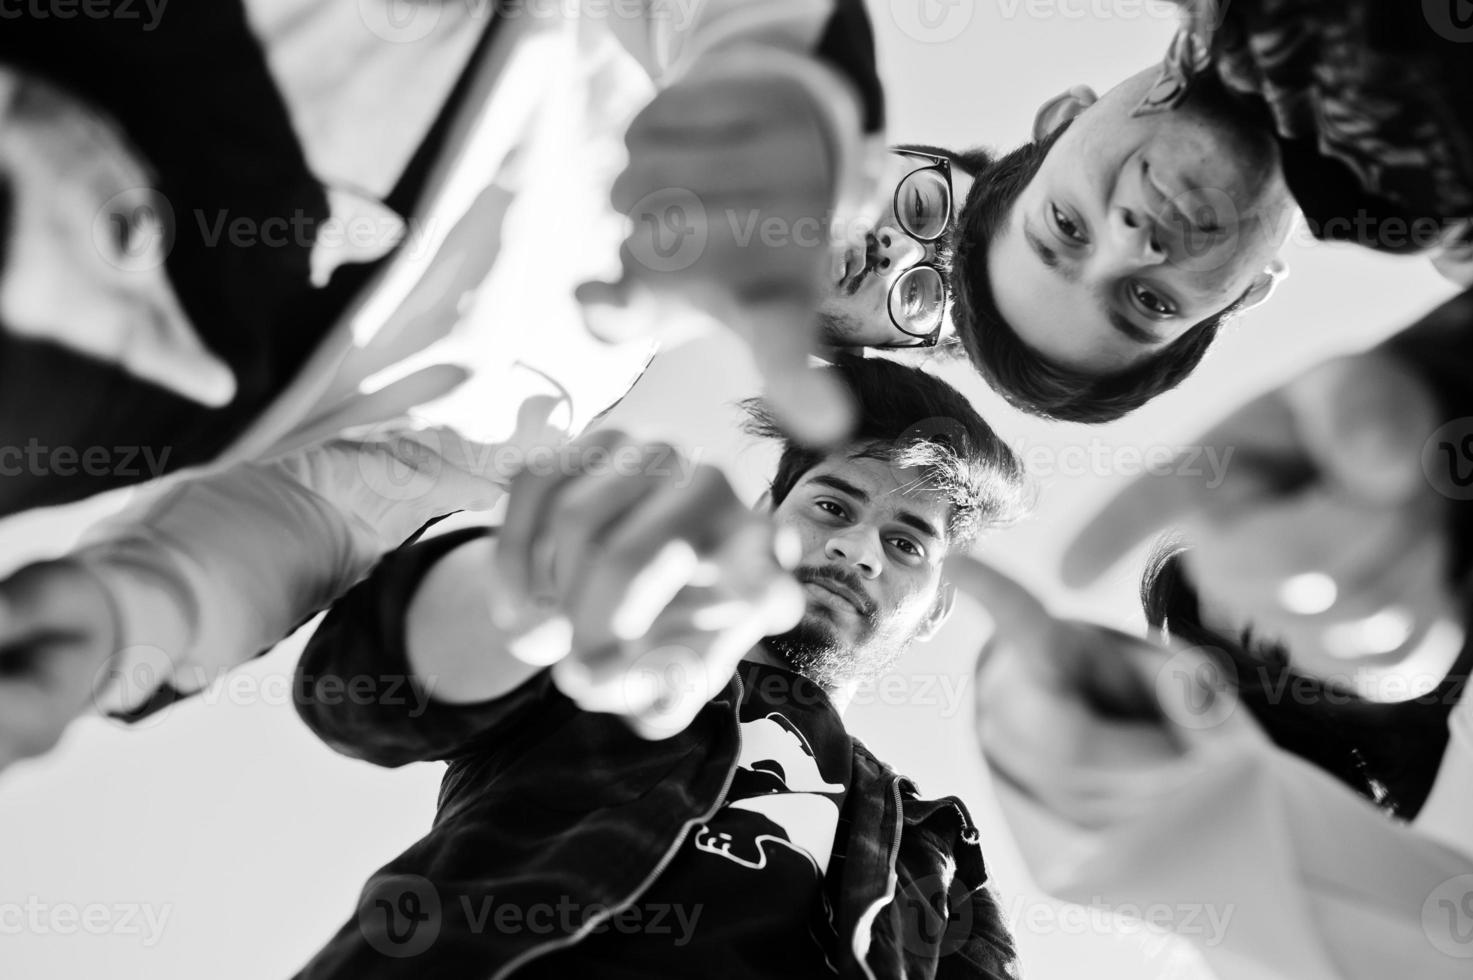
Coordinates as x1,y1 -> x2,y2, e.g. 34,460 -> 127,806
877,150 -> 955,350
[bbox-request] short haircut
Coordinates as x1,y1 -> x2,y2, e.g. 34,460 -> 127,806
1141,537 -> 1459,819
743,353 -> 1032,547
949,126 -> 1241,424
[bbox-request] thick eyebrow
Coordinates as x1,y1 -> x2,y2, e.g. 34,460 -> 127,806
1107,307 -> 1160,345
895,510 -> 943,543
1023,220 -> 1080,285
809,473 -> 869,504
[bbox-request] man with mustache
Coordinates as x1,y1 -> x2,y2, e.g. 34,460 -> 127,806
288,354 -> 1029,978
0,142 -> 974,772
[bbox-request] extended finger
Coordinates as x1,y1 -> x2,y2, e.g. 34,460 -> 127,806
565,468 -> 753,650
540,449 -> 680,606
490,430 -> 630,627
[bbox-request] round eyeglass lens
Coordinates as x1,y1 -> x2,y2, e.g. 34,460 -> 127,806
890,266 -> 946,334
895,168 -> 952,242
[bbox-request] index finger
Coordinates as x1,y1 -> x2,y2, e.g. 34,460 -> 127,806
1060,469 -> 1202,590
943,555 -> 1061,662
1062,383 -> 1317,589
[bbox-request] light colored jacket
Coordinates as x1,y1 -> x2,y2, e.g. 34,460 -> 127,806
79,0 -> 886,714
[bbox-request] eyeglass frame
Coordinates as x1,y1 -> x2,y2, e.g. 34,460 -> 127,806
872,149 -> 955,350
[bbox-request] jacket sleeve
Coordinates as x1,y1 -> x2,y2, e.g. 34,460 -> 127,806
292,526 -> 562,767
82,424 -> 506,718
939,883 -> 1020,980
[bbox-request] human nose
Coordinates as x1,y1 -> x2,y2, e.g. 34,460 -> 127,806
1106,205 -> 1166,269
870,227 -> 926,278
823,527 -> 882,579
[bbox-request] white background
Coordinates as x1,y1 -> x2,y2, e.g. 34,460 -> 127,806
0,1 -> 1459,978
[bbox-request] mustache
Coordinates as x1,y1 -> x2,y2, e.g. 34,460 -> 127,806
795,565 -> 875,617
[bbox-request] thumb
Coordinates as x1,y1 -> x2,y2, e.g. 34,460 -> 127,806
736,297 -> 855,448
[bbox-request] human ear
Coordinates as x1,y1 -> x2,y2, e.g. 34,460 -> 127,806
1238,258 -> 1289,314
914,580 -> 957,643
1033,85 -> 1098,142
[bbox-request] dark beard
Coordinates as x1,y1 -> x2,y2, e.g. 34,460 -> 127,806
816,310 -> 858,350
764,611 -> 900,693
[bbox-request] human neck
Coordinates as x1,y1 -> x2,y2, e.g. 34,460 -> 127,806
742,644 -> 855,715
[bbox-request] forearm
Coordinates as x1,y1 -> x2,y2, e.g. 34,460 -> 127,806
85,426 -> 505,716
404,535 -> 546,705
297,528 -> 556,767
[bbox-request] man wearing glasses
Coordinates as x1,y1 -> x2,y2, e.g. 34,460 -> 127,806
0,144 -> 985,771
816,148 -> 970,352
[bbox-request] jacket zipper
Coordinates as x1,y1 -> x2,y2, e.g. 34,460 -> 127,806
850,775 -> 905,980
493,672 -> 746,979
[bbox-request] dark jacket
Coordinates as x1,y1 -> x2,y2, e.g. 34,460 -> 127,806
1150,0 -> 1473,253
293,529 -> 1017,980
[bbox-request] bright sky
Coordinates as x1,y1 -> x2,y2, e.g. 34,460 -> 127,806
0,3 -> 1460,979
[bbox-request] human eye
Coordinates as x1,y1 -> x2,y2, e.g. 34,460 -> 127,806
887,536 -> 923,559
911,188 -> 925,225
816,499 -> 848,520
1130,281 -> 1177,317
1051,204 -> 1087,244
904,278 -> 922,314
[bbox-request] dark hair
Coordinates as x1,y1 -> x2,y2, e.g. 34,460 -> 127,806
950,125 -> 1241,424
1141,537 -> 1464,819
742,354 -> 1031,547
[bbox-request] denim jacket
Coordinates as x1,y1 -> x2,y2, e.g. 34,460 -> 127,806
293,529 -> 1017,980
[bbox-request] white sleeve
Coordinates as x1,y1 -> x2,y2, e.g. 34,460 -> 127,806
983,662 -> 1473,980
81,425 -> 507,714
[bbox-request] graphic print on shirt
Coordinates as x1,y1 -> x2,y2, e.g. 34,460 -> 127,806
694,713 -> 845,876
